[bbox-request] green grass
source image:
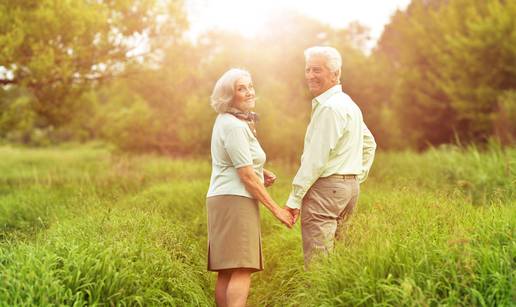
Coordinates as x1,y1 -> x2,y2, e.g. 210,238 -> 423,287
0,144 -> 514,306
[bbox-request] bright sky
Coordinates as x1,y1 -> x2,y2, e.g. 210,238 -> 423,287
185,0 -> 411,51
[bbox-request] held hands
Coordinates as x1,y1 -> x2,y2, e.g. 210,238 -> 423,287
273,207 -> 294,228
263,169 -> 277,187
285,207 -> 300,225
273,207 -> 301,228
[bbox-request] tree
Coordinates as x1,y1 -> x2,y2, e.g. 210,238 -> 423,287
375,0 -> 516,148
0,0 -> 187,127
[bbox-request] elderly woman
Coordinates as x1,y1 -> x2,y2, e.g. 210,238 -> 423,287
207,68 -> 293,307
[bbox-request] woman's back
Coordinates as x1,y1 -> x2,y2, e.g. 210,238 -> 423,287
207,113 -> 266,198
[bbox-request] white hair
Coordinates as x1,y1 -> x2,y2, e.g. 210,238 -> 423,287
210,68 -> 251,113
304,46 -> 342,80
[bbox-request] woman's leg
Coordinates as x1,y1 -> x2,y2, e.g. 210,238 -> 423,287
215,270 -> 232,307
226,269 -> 252,307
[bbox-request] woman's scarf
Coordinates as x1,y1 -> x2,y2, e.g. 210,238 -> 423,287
227,107 -> 259,137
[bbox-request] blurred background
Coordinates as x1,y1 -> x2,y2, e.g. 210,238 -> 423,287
1,0 -> 515,160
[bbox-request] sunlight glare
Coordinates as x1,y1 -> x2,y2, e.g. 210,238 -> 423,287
187,0 -> 411,46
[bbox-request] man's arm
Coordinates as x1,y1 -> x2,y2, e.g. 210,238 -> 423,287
358,122 -> 377,183
286,107 -> 344,209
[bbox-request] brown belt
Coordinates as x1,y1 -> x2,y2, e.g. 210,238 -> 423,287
326,174 -> 357,180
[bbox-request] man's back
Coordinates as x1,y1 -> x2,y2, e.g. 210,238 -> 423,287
300,85 -> 375,182
286,46 -> 376,266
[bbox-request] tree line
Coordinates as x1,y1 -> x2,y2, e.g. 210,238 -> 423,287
1,0 -> 515,159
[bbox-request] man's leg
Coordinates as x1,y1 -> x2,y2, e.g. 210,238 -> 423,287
336,179 -> 360,241
301,178 -> 354,266
301,202 -> 338,265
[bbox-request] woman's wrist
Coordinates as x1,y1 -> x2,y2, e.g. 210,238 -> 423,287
271,205 -> 281,216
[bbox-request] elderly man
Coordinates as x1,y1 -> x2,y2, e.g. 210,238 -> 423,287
286,46 -> 377,265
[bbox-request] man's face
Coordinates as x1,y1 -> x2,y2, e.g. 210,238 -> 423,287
305,55 -> 338,97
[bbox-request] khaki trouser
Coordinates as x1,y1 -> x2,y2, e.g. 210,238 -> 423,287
301,175 -> 360,266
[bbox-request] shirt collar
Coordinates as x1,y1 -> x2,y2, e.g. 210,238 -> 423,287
311,84 -> 342,111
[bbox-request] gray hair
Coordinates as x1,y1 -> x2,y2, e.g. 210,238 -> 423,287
304,46 -> 342,80
210,68 -> 251,113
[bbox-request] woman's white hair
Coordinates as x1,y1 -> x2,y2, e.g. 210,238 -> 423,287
210,68 -> 251,113
304,46 -> 342,80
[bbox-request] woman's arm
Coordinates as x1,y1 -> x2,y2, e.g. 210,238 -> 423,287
237,166 -> 293,228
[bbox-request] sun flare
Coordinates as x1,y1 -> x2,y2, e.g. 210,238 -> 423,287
186,0 -> 411,47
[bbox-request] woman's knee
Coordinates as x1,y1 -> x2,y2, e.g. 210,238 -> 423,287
230,268 -> 253,281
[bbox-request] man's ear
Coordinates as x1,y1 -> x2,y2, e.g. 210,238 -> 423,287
333,69 -> 341,82
333,71 -> 339,82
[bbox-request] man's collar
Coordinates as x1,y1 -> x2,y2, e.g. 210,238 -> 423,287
312,84 -> 342,109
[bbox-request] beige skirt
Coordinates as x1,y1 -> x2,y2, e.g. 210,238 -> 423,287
207,195 -> 263,272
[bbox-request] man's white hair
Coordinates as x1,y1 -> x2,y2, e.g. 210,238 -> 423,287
210,68 -> 251,113
304,46 -> 342,80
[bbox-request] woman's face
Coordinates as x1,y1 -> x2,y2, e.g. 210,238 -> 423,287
232,76 -> 255,112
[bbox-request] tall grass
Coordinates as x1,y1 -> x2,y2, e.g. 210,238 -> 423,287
0,210 -> 211,305
0,144 -> 514,306
368,144 -> 515,204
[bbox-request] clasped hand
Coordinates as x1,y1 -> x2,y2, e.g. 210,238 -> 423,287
274,206 -> 300,228
263,169 -> 277,187
263,169 -> 300,228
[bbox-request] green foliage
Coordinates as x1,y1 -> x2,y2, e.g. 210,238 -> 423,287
91,82 -> 161,153
1,0 -> 515,153
0,212 -> 211,306
375,0 -> 516,148
0,145 -> 513,306
369,143 -> 516,205
494,90 -> 516,145
0,89 -> 36,144
0,0 -> 187,127
0,145 -> 214,305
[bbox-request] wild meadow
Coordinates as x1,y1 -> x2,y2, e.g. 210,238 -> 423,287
0,144 -> 514,306
2,0 -> 515,306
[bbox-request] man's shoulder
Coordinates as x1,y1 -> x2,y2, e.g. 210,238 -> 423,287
321,92 -> 360,114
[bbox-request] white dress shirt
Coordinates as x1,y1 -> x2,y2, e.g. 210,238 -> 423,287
286,85 -> 376,209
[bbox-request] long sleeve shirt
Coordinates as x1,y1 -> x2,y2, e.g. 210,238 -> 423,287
286,85 -> 377,209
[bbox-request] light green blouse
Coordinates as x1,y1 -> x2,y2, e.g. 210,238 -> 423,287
207,113 -> 266,198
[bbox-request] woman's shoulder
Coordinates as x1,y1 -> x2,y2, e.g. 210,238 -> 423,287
216,113 -> 248,130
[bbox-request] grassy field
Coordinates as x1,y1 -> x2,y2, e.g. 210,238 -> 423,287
0,144 -> 514,306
